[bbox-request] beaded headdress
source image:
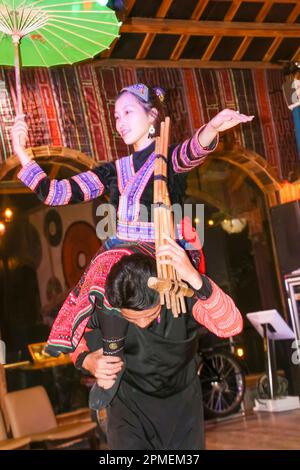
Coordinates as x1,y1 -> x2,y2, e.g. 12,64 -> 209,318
121,83 -> 165,103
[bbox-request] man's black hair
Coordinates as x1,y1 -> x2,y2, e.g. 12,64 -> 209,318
105,253 -> 160,310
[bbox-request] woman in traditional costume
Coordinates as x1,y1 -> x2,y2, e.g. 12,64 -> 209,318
12,83 -> 253,401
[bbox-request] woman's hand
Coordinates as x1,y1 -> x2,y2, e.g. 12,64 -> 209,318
207,108 -> 254,133
11,114 -> 28,151
157,236 -> 203,290
82,348 -> 124,390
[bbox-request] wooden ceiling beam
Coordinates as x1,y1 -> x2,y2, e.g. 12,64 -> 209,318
125,0 -> 136,16
95,59 -> 282,69
100,0 -> 137,59
263,37 -> 283,62
156,0 -> 174,18
136,33 -> 155,59
190,0 -> 210,20
170,0 -> 209,61
287,4 -> 300,23
260,1 -> 300,63
256,2 -> 273,22
232,37 -> 252,61
201,36 -> 222,61
224,1 -> 242,21
215,0 -> 298,3
200,1 -> 242,62
292,45 -> 300,61
101,37 -> 119,59
135,0 -> 174,60
121,18 -> 300,37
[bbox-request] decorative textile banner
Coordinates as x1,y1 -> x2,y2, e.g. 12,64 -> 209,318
0,66 -> 298,179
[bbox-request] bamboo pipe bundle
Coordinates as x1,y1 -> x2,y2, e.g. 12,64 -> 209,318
152,117 -> 193,317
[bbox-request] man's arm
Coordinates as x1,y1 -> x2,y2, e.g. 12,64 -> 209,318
70,314 -> 123,390
157,237 -> 243,338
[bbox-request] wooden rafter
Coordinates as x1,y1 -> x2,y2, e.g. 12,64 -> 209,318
156,0 -> 174,18
97,1 -> 300,66
125,0 -> 136,16
201,0 -> 243,61
220,0 -> 298,3
232,37 -> 252,61
121,19 -> 300,38
263,37 -> 284,62
257,1 -> 281,63
262,1 -> 300,63
101,0 -> 137,60
136,0 -> 173,60
201,36 -> 222,61
287,3 -> 300,23
95,59 -> 282,69
255,1 -> 273,22
170,0 -> 209,61
224,1 -> 242,21
292,46 -> 300,61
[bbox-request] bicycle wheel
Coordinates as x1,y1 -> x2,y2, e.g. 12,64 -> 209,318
256,374 -> 288,399
198,350 -> 245,419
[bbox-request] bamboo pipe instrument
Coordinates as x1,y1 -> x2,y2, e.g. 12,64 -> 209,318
150,117 -> 193,317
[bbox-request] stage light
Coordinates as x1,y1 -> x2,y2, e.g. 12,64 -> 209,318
208,219 -> 214,226
236,348 -> 245,358
221,218 -> 247,234
0,222 -> 5,236
4,208 -> 13,222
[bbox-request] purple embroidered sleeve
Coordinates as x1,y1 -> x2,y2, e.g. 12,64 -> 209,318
172,125 -> 219,174
18,161 -> 105,206
71,171 -> 104,202
17,160 -> 46,190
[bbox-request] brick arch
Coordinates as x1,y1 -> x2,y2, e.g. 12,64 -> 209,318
0,146 -> 96,186
211,147 -> 282,207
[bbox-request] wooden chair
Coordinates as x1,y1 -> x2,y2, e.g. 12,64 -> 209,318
0,409 -> 30,450
4,386 -> 97,449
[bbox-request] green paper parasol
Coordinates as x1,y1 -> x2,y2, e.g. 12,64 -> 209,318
0,0 -> 121,114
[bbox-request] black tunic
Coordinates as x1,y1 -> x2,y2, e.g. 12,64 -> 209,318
84,297 -> 207,450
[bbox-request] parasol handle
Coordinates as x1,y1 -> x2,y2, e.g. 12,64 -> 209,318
12,35 -> 26,147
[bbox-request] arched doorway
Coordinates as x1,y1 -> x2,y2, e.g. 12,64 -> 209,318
0,147 -> 103,358
186,147 -> 283,373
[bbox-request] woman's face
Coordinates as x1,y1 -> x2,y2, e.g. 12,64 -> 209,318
114,92 -> 154,151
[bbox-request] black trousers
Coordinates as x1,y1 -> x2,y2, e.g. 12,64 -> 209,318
106,377 -> 205,451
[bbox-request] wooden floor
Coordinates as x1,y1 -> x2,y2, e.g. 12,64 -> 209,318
205,410 -> 300,450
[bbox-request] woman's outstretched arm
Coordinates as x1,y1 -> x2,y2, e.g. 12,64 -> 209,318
12,114 -> 116,206
172,108 -> 254,173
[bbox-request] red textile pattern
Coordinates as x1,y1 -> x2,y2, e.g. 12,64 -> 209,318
252,69 -> 282,177
192,278 -> 243,338
51,68 -> 93,156
182,69 -> 203,131
93,66 -> 135,161
47,248 -> 133,353
36,69 -> 62,147
0,69 -> 14,160
77,65 -> 107,161
266,70 -> 299,179
0,66 -> 298,175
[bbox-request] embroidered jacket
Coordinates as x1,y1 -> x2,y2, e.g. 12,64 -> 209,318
18,127 -> 217,241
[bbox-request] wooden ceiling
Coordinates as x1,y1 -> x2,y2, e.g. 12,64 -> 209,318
97,0 -> 300,69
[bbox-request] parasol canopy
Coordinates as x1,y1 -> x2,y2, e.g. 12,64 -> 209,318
0,0 -> 121,67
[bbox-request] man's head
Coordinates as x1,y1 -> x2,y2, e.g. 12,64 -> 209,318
105,253 -> 161,328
